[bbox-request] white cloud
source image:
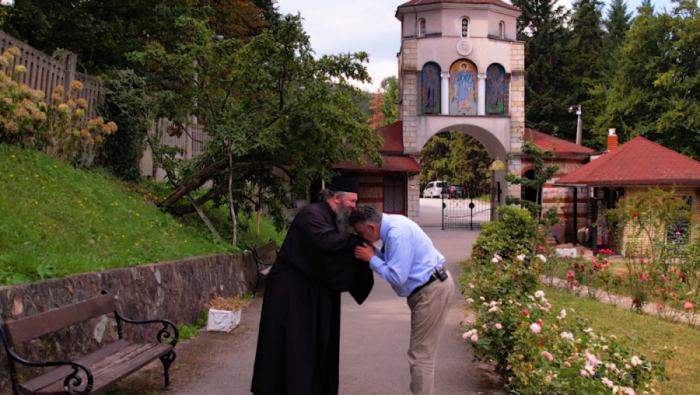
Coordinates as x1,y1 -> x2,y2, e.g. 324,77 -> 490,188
276,0 -> 677,91
278,0 -> 401,91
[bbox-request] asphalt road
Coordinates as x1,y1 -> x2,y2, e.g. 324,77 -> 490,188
119,228 -> 504,395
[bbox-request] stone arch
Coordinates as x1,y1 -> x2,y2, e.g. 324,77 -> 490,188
448,59 -> 478,116
421,62 -> 441,114
417,121 -> 510,206
486,63 -> 506,115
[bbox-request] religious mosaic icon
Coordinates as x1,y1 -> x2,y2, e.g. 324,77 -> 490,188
449,60 -> 477,116
486,64 -> 505,115
421,63 -> 441,114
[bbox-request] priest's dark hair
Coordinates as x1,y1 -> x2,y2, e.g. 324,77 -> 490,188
319,189 -> 348,202
349,205 -> 382,227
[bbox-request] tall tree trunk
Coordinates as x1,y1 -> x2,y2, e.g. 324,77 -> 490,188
228,142 -> 237,246
256,184 -> 263,242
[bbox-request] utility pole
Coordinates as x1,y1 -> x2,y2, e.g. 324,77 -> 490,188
568,105 -> 583,145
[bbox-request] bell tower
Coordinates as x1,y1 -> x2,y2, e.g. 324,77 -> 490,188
395,0 -> 525,221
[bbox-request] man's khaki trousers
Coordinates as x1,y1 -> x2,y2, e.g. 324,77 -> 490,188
406,271 -> 455,395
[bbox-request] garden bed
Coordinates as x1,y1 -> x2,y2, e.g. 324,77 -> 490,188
547,287 -> 700,395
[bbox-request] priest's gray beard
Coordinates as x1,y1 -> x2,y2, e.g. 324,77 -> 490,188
333,202 -> 352,234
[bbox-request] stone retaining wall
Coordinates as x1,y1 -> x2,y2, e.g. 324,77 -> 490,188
0,253 -> 257,392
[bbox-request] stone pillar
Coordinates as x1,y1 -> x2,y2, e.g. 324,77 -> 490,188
440,72 -> 449,115
477,73 -> 486,116
508,41 -> 526,200
401,39 -> 420,156
407,172 -> 421,221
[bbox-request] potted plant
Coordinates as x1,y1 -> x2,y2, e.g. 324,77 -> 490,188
205,294 -> 251,332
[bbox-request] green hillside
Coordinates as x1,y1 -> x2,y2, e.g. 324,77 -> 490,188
0,144 -> 234,284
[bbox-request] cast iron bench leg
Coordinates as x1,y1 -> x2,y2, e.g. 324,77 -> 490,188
160,350 -> 177,390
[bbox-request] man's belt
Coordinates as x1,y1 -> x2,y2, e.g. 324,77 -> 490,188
408,265 -> 446,298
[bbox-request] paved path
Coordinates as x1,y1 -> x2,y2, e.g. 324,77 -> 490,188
118,228 -> 503,394
418,198 -> 443,227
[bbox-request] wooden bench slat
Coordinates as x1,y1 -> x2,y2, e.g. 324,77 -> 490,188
255,241 -> 277,259
89,343 -> 171,392
21,340 -> 131,394
5,294 -> 117,346
29,342 -> 172,395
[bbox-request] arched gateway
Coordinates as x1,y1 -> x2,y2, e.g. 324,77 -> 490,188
330,0 -> 525,222
396,0 -> 525,222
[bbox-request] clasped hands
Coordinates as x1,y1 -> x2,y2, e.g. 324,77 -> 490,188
354,243 -> 376,263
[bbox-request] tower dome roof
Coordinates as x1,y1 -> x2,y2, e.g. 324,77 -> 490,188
398,0 -> 520,12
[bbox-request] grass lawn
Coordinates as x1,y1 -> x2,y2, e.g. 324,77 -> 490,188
0,144 -> 239,284
547,287 -> 700,395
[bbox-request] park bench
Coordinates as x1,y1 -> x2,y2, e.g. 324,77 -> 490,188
251,240 -> 278,295
0,291 -> 178,395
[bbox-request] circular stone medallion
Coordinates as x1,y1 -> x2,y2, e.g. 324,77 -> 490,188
457,40 -> 473,56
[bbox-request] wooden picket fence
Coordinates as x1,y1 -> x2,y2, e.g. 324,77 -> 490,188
1,31 -> 210,179
0,31 -> 105,119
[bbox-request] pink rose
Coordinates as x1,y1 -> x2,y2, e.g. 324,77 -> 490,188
541,351 -> 553,361
522,309 -> 529,316
564,362 -> 571,367
684,301 -> 694,309
470,335 -> 478,342
530,323 -> 542,334
495,323 -> 503,330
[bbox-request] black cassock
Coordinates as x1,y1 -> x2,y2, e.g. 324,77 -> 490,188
251,202 -> 374,395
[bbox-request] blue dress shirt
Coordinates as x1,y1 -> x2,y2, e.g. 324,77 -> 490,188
369,214 -> 446,297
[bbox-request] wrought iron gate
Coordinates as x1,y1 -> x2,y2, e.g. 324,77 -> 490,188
441,182 -> 501,229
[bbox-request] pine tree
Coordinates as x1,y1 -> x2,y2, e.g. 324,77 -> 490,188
511,0 -> 577,139
604,0 -> 633,49
595,0 -> 698,155
569,0 -> 606,145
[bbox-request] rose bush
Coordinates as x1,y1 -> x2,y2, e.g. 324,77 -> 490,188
464,283 -> 671,394
461,206 -> 671,394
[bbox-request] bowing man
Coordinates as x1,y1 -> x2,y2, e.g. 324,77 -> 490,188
351,205 -> 455,395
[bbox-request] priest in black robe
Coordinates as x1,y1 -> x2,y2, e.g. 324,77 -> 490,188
251,177 -> 374,395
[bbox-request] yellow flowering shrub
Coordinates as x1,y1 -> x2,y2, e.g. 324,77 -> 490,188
0,46 -> 116,167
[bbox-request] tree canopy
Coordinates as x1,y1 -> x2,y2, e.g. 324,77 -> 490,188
419,131 -> 490,188
1,0 -> 273,73
130,15 -> 383,233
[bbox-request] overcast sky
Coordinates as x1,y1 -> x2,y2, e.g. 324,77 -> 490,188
277,0 -> 677,92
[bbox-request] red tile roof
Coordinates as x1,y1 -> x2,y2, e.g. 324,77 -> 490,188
380,121 -> 404,154
334,155 -> 420,174
556,136 -> 700,186
524,128 -> 595,156
399,0 -> 521,12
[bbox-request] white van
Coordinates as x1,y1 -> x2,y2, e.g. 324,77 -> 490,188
422,181 -> 448,198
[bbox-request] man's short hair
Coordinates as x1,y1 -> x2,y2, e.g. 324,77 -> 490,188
349,205 -> 382,227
